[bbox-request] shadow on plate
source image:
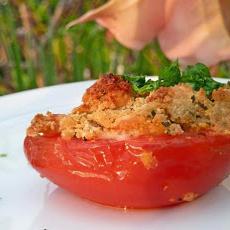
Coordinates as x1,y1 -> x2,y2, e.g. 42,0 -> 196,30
29,185 -> 230,230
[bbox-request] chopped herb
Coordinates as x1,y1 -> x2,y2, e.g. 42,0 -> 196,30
181,63 -> 224,96
191,95 -> 196,103
0,153 -> 7,157
198,102 -> 208,110
151,110 -> 156,117
134,80 -> 160,95
123,75 -> 146,92
158,60 -> 181,87
161,120 -> 171,127
123,62 -> 224,96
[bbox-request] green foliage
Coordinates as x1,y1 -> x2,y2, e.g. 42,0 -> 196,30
124,62 -> 224,96
0,0 -> 229,95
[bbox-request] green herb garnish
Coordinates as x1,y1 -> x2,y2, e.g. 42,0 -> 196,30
123,75 -> 146,92
181,63 -> 223,96
0,153 -> 7,157
123,62 -> 224,96
158,60 -> 181,87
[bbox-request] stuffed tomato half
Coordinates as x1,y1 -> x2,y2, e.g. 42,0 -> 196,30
24,134 -> 230,208
24,63 -> 230,208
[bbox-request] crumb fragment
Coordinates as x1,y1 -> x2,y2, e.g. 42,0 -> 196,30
183,192 -> 199,202
140,152 -> 158,170
75,73 -> 133,112
27,112 -> 63,137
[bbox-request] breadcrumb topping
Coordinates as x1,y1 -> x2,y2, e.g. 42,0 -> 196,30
27,74 -> 230,140
75,73 -> 133,112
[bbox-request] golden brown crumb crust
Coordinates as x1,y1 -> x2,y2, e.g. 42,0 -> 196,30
75,73 -> 133,113
27,74 -> 230,139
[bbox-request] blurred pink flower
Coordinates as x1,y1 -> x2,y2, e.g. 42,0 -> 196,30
67,0 -> 230,66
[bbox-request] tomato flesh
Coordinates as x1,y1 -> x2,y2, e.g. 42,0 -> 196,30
24,134 -> 230,208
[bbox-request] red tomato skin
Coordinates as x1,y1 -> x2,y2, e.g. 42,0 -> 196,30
24,134 -> 230,208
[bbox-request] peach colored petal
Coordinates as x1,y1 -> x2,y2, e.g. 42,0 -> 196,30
67,0 -> 230,65
159,0 -> 230,65
67,0 -> 165,50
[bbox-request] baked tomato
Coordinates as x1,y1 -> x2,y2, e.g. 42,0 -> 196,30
24,134 -> 230,208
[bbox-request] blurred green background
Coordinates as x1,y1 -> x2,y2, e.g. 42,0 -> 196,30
0,0 -> 230,96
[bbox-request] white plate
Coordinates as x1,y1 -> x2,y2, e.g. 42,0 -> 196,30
0,80 -> 230,230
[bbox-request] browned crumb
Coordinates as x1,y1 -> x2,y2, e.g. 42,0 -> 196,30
73,73 -> 133,113
210,87 -> 230,133
140,152 -> 158,170
26,75 -> 230,139
182,192 -> 199,202
27,112 -> 63,137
